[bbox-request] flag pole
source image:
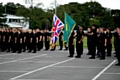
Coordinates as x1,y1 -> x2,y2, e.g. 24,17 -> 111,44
55,0 -> 57,15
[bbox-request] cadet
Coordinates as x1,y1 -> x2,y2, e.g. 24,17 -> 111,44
88,25 -> 97,59
115,27 -> 120,66
31,29 -> 37,53
21,29 -> 27,52
59,31 -> 63,50
98,28 -> 106,60
106,28 -> 112,56
74,26 -> 84,58
44,29 -> 50,50
86,27 -> 92,55
17,29 -> 23,53
28,29 -> 32,52
68,31 -> 75,57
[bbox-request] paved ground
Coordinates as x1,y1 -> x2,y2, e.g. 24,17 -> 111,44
0,48 -> 120,80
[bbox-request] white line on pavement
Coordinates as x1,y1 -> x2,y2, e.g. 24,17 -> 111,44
17,61 -> 56,63
0,70 -> 28,72
0,53 -> 14,56
16,79 -> 55,80
0,54 -> 47,65
103,73 -> 120,75
92,60 -> 116,80
10,58 -> 75,80
53,66 -> 105,69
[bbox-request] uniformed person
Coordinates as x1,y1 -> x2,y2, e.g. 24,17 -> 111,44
28,29 -> 32,52
86,27 -> 92,55
106,28 -> 112,56
21,29 -> 27,52
68,31 -> 75,57
59,31 -> 63,50
114,27 -> 119,56
88,25 -> 97,59
115,27 -> 120,66
98,28 -> 106,60
17,29 -> 23,53
44,29 -> 50,50
74,26 -> 84,58
31,29 -> 37,53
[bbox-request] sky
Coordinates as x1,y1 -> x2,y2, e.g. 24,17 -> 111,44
0,0 -> 120,9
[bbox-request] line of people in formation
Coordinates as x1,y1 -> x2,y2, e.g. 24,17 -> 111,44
0,26 -> 120,66
0,28 -> 51,53
67,25 -> 120,66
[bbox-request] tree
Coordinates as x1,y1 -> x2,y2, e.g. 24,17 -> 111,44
0,3 -> 8,27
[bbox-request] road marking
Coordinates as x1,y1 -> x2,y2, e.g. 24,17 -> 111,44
53,66 -> 104,69
17,61 -> 56,63
0,54 -> 47,65
0,57 -> 15,59
92,60 -> 116,80
103,73 -> 120,75
0,53 -> 14,56
16,79 -> 55,80
10,58 -> 75,80
0,70 -> 28,72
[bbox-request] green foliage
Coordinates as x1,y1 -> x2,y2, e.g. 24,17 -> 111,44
0,1 -> 119,29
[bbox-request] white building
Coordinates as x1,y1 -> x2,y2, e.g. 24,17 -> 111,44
5,14 -> 29,29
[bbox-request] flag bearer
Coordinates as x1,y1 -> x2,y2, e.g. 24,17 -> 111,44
68,31 -> 75,57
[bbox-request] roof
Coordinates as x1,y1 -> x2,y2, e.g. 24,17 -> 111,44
6,23 -> 23,28
5,14 -> 24,19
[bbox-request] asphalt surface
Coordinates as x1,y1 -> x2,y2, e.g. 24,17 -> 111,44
0,48 -> 120,80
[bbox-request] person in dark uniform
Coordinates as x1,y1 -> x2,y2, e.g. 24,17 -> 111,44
88,25 -> 97,59
0,28 -> 2,51
115,27 -> 120,66
86,27 -> 92,55
106,28 -> 112,57
74,26 -> 84,58
44,29 -> 50,50
28,29 -> 32,52
2,29 -> 6,51
12,29 -> 18,53
6,28 -> 11,52
40,30 -> 44,50
59,31 -> 63,50
114,27 -> 119,56
31,29 -> 37,53
17,29 -> 23,53
68,31 -> 75,57
21,29 -> 26,52
97,28 -> 106,60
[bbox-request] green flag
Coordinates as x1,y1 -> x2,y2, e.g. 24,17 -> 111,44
64,12 -> 76,46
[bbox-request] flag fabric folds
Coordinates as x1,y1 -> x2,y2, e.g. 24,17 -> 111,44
64,12 -> 76,46
51,14 -> 64,48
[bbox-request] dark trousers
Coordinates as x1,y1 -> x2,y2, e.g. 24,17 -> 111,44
22,42 -> 26,52
106,44 -> 112,56
59,40 -> 63,49
12,43 -> 17,52
90,44 -> 96,58
87,42 -> 91,55
100,45 -> 105,59
116,46 -> 120,64
45,41 -> 50,50
76,42 -> 83,57
32,43 -> 36,52
68,43 -> 74,56
17,43 -> 22,53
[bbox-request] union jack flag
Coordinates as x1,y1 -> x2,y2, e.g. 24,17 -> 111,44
52,14 -> 64,45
